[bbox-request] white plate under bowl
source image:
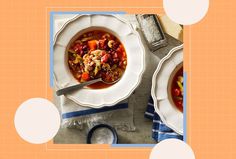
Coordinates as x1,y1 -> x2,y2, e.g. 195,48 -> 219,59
151,44 -> 183,135
53,15 -> 145,108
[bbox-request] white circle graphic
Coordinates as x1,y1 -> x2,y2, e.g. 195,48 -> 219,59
163,0 -> 209,25
149,139 -> 195,159
14,98 -> 60,144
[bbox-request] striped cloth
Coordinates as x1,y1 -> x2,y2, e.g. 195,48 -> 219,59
59,95 -> 137,131
145,97 -> 183,142
61,99 -> 128,120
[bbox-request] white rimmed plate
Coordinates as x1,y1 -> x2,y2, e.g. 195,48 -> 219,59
53,15 -> 145,108
151,44 -> 183,135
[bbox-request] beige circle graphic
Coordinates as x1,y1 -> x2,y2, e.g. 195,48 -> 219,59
149,139 -> 195,159
163,0 -> 209,25
14,98 -> 60,144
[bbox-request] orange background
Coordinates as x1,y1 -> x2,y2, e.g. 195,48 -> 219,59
0,0 -> 236,159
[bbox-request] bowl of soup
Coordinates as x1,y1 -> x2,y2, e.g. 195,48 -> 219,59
151,45 -> 183,135
53,15 -> 145,108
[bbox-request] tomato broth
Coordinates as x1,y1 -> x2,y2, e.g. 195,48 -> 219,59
171,66 -> 183,112
68,30 -> 127,89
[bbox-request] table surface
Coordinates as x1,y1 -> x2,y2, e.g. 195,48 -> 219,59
53,15 -> 181,144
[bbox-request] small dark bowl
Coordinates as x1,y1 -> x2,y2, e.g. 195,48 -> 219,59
87,124 -> 118,144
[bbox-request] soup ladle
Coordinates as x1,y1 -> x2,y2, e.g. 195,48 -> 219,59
56,78 -> 119,96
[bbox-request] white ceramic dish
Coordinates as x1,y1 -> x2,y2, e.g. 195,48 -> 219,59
151,44 -> 183,135
53,15 -> 145,108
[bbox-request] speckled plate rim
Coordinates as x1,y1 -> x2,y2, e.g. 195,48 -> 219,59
53,14 -> 146,108
151,44 -> 184,135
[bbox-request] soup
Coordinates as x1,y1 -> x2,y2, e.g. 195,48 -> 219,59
67,30 -> 127,89
171,66 -> 183,112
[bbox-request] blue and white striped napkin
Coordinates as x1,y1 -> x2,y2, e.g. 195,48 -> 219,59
145,97 -> 183,142
61,97 -> 128,120
59,95 -> 135,131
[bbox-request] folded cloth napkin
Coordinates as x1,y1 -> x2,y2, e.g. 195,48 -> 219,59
145,97 -> 183,142
57,95 -> 136,131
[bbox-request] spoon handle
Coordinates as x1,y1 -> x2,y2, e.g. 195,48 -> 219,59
56,78 -> 102,96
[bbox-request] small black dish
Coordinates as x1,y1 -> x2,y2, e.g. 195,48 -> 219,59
87,124 -> 118,144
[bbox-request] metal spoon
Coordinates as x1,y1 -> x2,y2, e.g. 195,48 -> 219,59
56,78 -> 118,96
